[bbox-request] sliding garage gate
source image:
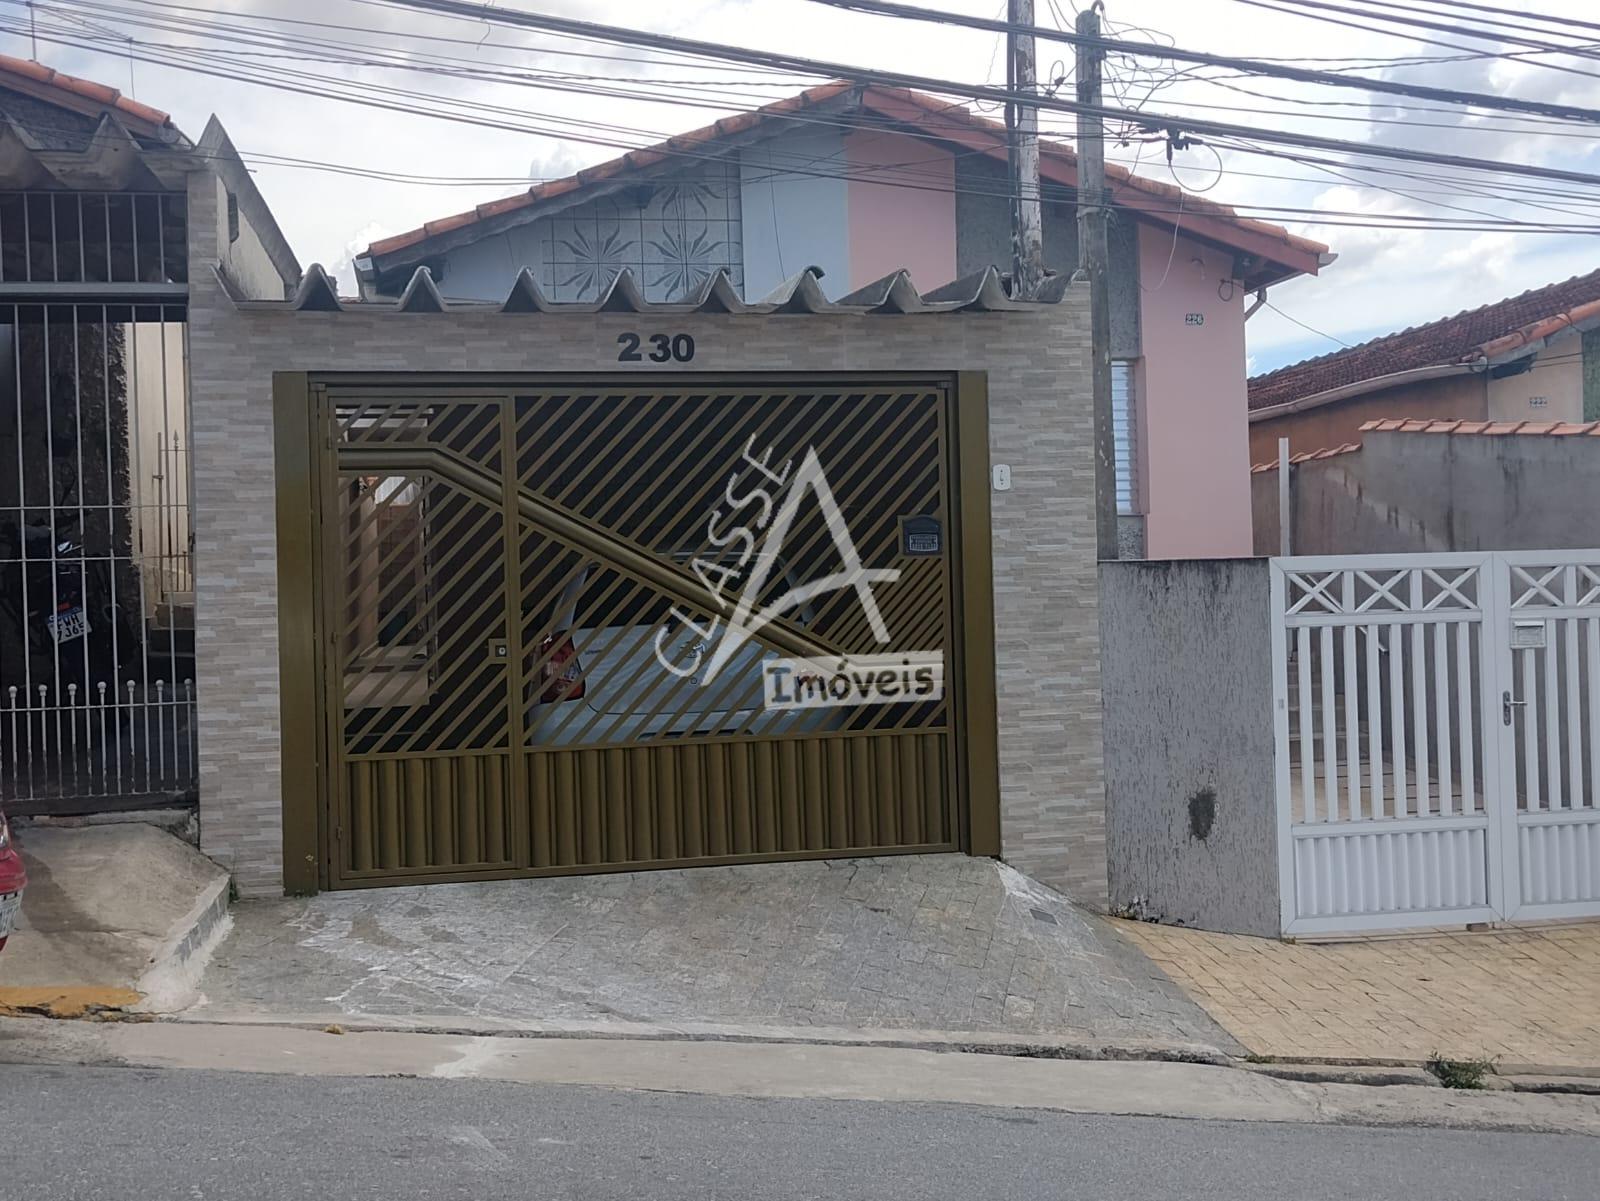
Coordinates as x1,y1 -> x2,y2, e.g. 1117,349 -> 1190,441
280,376 -> 994,889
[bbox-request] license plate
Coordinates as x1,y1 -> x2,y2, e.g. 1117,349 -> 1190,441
0,891 -> 20,939
47,606 -> 89,644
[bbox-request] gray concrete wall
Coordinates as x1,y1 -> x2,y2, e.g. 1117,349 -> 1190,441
1100,558 -> 1280,937
198,171 -> 291,302
185,192 -> 1108,902
1253,431 -> 1600,556
952,154 -> 1140,358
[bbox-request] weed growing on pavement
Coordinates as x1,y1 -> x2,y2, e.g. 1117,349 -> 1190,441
1425,1053 -> 1496,1089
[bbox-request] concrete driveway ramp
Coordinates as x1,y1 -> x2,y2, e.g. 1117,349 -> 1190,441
0,823 -> 230,1016
195,854 -> 1239,1057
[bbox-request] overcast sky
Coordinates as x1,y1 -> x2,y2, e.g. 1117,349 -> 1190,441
14,0 -> 1600,374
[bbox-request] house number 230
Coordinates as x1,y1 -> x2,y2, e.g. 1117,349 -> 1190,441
617,332 -> 696,363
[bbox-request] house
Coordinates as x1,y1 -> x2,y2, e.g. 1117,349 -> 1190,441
355,82 -> 1331,561
1248,267 -> 1600,463
0,54 -> 298,818
0,60 -> 1115,904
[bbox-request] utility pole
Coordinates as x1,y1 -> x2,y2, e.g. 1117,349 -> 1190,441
1075,4 -> 1118,561
1007,0 -> 1045,300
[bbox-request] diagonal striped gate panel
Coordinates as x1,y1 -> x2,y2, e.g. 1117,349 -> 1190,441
316,382 -> 965,888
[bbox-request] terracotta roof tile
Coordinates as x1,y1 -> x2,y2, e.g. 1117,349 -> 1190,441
1361,417 -> 1600,437
1252,441 -> 1363,472
1249,267 -> 1600,411
365,81 -> 1327,276
0,53 -> 173,131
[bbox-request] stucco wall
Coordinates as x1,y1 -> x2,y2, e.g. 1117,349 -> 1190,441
1252,429 -> 1600,555
843,129 -> 956,290
1248,372 -> 1486,463
186,192 -> 1107,902
202,172 -> 290,302
739,128 -> 850,298
1487,341 -> 1584,422
1137,224 -> 1253,559
1101,558 -> 1279,936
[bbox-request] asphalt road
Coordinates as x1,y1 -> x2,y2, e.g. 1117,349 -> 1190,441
3,1064 -> 1596,1201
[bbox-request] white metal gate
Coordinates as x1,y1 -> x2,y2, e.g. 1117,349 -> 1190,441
1272,551 -> 1600,935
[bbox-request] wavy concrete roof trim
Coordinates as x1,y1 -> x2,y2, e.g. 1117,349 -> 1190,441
0,109 -> 193,190
230,264 -> 1072,316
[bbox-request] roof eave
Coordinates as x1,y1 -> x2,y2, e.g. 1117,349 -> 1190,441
1248,362 -> 1478,423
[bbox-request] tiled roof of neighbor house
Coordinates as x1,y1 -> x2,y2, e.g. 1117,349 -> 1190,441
1249,267 -> 1600,412
365,81 -> 1327,282
1248,417 -> 1600,471
1360,417 -> 1600,436
0,52 -> 175,134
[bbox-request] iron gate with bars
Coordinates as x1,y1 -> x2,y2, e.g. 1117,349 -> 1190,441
0,302 -> 194,811
282,376 -> 992,890
1272,551 -> 1600,935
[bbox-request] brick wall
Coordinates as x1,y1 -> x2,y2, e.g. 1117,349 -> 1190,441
185,247 -> 1104,902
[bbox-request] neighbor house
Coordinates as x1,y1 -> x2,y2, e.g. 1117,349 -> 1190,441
1248,267 -> 1600,463
355,82 -> 1331,560
0,54 -> 297,819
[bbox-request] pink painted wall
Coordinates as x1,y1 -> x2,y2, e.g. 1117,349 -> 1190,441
843,130 -> 957,290
1136,223 -> 1254,559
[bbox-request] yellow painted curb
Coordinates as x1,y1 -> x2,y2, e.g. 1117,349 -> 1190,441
0,986 -> 143,1019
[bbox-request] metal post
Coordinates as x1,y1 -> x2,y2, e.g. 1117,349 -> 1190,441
1075,5 -> 1117,560
1278,436 -> 1292,557
1008,0 -> 1045,299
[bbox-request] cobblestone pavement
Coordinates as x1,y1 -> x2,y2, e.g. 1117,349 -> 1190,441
1118,919 -> 1600,1071
194,856 -> 1239,1051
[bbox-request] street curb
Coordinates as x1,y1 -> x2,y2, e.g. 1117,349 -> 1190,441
166,1010 -> 1236,1066
133,875 -> 233,1014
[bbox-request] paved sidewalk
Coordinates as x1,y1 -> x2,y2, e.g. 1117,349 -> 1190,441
191,855 -> 1239,1052
1117,920 -> 1600,1072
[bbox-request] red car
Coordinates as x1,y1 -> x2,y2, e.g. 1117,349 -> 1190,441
0,810 -> 24,952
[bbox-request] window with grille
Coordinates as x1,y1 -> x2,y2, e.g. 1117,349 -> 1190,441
1112,361 -> 1140,516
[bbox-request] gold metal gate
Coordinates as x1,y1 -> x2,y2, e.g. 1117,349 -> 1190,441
277,375 -> 996,891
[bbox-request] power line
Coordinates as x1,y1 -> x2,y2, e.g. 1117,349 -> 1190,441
1348,0 -> 1600,45
1265,0 -> 1600,59
1424,0 -> 1600,37
1262,299 -> 1355,348
359,0 -> 1600,193
17,2 -> 1600,239
44,0 -> 1600,208
25,15 -> 1600,238
1226,0 -> 1600,72
803,0 -> 1600,109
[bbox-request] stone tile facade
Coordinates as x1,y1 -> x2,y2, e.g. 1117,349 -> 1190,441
186,179 -> 1105,903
